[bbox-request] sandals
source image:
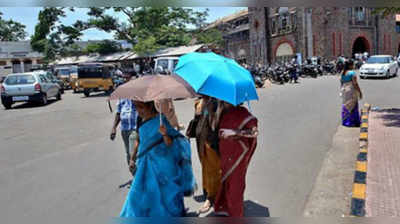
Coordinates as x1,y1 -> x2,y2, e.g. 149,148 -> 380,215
198,200 -> 212,214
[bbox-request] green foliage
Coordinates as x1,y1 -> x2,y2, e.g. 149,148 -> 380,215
84,40 -> 122,55
30,7 -> 82,62
78,7 -> 210,55
195,28 -> 224,47
372,8 -> 400,17
0,11 -> 28,41
132,36 -> 159,56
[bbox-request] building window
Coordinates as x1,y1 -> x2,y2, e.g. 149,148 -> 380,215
291,13 -> 297,29
348,8 -> 353,24
271,18 -> 277,35
280,15 -> 288,31
396,22 -> 400,33
355,7 -> 365,21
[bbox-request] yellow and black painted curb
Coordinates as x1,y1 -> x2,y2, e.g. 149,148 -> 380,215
350,103 -> 371,217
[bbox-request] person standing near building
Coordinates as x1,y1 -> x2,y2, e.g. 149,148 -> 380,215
289,55 -> 299,83
110,73 -> 139,175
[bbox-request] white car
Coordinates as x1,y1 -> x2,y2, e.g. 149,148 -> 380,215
359,55 -> 398,79
1,71 -> 62,109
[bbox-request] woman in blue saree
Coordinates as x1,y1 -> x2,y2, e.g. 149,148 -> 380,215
340,60 -> 363,127
120,101 -> 196,217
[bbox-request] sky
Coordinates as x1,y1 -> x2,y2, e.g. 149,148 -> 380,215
0,7 -> 246,41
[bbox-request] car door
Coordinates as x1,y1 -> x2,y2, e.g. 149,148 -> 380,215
39,74 -> 51,97
47,72 -> 59,96
391,57 -> 398,73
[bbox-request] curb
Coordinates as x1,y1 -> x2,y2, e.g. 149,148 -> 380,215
350,103 -> 371,217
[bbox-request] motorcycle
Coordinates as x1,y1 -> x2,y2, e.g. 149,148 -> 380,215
302,63 -> 319,78
322,62 -> 336,75
249,65 -> 265,88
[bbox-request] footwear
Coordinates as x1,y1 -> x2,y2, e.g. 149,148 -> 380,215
198,200 -> 212,214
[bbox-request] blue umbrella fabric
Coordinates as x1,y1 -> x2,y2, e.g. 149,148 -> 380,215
174,52 -> 259,106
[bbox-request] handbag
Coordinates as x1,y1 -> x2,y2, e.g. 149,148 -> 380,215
186,115 -> 200,138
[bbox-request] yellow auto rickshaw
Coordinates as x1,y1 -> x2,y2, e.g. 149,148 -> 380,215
75,63 -> 114,97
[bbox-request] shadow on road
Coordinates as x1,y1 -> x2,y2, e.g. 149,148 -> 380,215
204,200 -> 270,217
80,92 -> 111,99
377,108 -> 400,128
6,100 -> 57,110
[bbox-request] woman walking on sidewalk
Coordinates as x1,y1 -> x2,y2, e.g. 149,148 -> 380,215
190,95 -> 223,214
214,102 -> 258,217
340,59 -> 363,127
120,101 -> 195,217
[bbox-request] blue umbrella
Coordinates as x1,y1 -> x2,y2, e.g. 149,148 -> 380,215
174,52 -> 259,106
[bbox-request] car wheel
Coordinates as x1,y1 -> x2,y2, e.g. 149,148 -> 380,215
73,88 -> 77,93
56,91 -> 62,100
3,102 -> 12,110
41,94 -> 48,105
106,86 -> 114,95
386,70 -> 391,79
84,90 -> 90,97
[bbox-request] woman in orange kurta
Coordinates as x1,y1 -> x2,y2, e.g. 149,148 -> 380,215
214,102 -> 258,217
193,96 -> 223,214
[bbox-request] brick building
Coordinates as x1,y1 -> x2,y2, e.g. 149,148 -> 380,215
248,7 -> 400,65
205,9 -> 250,63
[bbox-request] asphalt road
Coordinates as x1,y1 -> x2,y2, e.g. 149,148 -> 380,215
0,73 -> 399,222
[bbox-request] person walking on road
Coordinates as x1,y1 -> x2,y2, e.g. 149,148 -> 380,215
340,59 -> 363,127
189,95 -> 223,214
120,101 -> 195,217
110,73 -> 139,174
214,102 -> 258,217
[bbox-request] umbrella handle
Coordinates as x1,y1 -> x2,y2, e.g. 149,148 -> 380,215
160,110 -> 162,126
108,99 -> 113,113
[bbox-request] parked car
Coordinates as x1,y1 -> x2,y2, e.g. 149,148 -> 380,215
154,57 -> 179,74
1,71 -> 62,109
359,55 -> 398,79
43,70 -> 65,94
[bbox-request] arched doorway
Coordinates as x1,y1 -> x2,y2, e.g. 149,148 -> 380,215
24,59 -> 32,72
12,60 -> 22,73
352,36 -> 370,56
275,42 -> 294,63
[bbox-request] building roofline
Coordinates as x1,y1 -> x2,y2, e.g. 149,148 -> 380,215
204,9 -> 248,30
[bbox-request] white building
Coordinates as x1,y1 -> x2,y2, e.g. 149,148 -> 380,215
0,41 -> 44,77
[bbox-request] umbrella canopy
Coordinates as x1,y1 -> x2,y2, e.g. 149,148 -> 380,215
109,74 -> 197,102
174,52 -> 259,106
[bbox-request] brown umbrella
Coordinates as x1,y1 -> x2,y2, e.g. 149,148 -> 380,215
109,74 -> 198,102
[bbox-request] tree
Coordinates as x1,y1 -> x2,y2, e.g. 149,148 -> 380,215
75,7 -> 210,55
372,8 -> 400,17
84,40 -> 122,55
195,28 -> 224,47
0,11 -> 28,41
30,7 -> 81,62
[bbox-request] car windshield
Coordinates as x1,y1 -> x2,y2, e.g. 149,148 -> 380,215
5,75 -> 36,85
157,59 -> 169,70
57,69 -> 70,76
367,57 -> 391,64
78,66 -> 104,78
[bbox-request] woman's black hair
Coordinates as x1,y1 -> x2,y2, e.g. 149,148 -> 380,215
342,59 -> 354,76
144,101 -> 157,114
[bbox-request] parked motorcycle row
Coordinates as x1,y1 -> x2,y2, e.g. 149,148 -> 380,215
243,58 -> 340,88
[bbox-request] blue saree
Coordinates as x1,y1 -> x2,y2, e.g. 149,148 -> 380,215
120,115 -> 196,217
340,71 -> 361,127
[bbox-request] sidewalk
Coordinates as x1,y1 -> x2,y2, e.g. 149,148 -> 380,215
366,108 -> 400,216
